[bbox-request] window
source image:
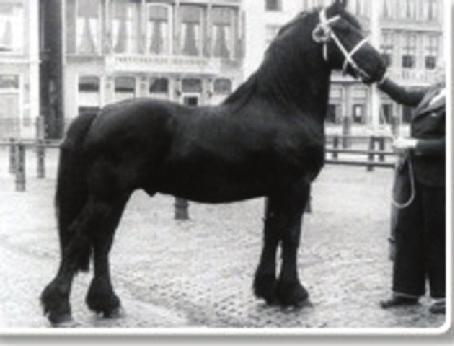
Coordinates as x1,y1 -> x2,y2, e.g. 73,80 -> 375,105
79,76 -> 99,92
403,0 -> 416,19
115,76 -> 136,101
380,32 -> 394,67
180,6 -> 203,56
0,2 -> 24,53
349,0 -> 367,16
0,74 -> 18,89
424,0 -> 438,21
112,0 -> 141,54
0,74 -> 20,136
382,0 -> 394,19
149,78 -> 168,94
425,35 -> 439,70
265,0 -> 281,11
66,0 -> 101,54
213,79 -> 232,95
78,76 -> 100,108
149,78 -> 169,100
352,104 -> 364,124
302,0 -> 325,10
402,34 -> 416,68
425,56 -> 436,70
147,4 -> 171,55
76,0 -> 100,54
326,104 -> 338,124
182,78 -> 202,93
211,7 -> 234,59
380,104 -> 393,125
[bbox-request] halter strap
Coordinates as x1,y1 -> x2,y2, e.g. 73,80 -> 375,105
314,8 -> 371,81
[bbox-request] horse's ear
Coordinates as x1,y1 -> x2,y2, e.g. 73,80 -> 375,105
328,0 -> 347,16
333,0 -> 348,9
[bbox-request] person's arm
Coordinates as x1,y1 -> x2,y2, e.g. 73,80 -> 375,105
414,138 -> 445,156
378,77 -> 429,107
393,138 -> 445,157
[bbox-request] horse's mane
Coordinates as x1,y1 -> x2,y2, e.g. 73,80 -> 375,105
223,10 -> 315,109
339,9 -> 362,30
222,6 -> 361,110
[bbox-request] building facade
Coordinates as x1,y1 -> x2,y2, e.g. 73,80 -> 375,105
48,0 -> 243,137
244,0 -> 445,135
0,0 -> 40,139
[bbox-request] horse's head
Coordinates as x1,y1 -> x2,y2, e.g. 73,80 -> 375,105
312,0 -> 386,84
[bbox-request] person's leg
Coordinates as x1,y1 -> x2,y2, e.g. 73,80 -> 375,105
381,176 -> 425,308
421,184 -> 446,314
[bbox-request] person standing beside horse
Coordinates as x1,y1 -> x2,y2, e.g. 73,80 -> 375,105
377,76 -> 446,314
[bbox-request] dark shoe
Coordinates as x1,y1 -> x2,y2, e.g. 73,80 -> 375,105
379,296 -> 419,309
429,300 -> 446,314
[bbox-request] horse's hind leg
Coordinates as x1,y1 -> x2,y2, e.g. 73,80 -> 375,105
41,197 -> 102,325
85,196 -> 129,318
41,190 -> 129,325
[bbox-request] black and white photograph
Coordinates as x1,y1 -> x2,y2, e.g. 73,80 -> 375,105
0,0 -> 451,336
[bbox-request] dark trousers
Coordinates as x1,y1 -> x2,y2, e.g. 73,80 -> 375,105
391,163 -> 446,298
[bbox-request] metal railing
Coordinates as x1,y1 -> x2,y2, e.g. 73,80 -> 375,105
325,135 -> 396,170
1,135 -> 397,221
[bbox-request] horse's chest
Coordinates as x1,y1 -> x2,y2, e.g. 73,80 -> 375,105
274,134 -> 324,171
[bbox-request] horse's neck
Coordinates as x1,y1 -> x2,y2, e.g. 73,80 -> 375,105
264,67 -> 330,115
226,49 -> 331,121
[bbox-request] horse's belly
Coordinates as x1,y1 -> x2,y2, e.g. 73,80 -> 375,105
154,164 -> 270,203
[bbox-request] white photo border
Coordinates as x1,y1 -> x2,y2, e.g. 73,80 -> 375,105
0,0 -> 452,338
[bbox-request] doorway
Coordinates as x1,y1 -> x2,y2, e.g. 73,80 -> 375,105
182,94 -> 199,107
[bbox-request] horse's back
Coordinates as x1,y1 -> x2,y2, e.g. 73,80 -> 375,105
86,98 -> 175,143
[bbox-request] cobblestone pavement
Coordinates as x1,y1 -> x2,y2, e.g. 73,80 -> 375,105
0,147 -> 447,330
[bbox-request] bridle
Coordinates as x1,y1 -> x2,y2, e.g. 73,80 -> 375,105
312,8 -> 371,81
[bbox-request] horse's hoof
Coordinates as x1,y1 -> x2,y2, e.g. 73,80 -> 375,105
102,306 -> 125,319
276,281 -> 310,308
253,273 -> 277,305
48,314 -> 78,328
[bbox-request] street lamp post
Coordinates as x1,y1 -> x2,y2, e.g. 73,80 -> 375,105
369,0 -> 381,134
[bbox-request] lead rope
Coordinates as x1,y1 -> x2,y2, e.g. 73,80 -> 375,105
391,154 -> 416,209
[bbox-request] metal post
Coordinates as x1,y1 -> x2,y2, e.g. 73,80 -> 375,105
36,116 -> 45,140
175,198 -> 189,221
37,140 -> 45,178
378,137 -> 385,162
342,117 -> 351,148
332,136 -> 339,160
367,136 -> 375,172
305,185 -> 312,214
15,143 -> 26,192
370,0 -> 381,133
8,138 -> 17,174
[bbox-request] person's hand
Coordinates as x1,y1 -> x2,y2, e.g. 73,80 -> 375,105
376,73 -> 388,87
393,137 -> 418,154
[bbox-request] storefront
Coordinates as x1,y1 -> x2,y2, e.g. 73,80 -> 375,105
61,0 -> 243,129
0,0 -> 39,139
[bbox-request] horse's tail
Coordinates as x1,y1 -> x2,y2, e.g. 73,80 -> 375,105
55,112 -> 97,273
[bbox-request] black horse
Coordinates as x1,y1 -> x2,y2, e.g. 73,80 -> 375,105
41,0 -> 386,325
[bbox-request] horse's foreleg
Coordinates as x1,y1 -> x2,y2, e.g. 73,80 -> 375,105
253,199 -> 280,304
275,183 -> 310,307
85,197 -> 128,318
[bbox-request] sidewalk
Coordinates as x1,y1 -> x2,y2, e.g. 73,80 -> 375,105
0,155 -> 447,329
